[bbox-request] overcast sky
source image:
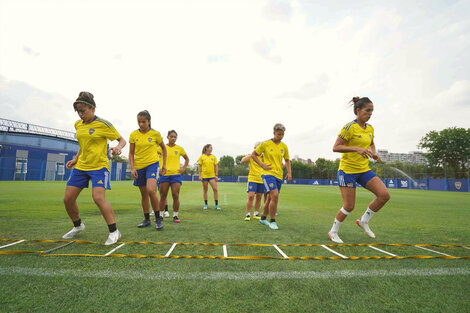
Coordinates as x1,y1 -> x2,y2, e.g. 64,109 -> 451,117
1,0 -> 469,164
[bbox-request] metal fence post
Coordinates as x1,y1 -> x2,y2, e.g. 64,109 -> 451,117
20,159 -> 25,181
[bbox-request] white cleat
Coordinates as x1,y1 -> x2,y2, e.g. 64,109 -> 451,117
328,232 -> 343,244
105,230 -> 122,245
164,211 -> 170,218
149,211 -> 155,216
62,223 -> 85,239
356,219 -> 376,239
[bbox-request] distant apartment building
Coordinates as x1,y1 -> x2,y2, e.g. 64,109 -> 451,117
377,150 -> 427,164
293,156 -> 314,166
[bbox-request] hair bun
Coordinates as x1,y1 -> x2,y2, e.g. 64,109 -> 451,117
352,96 -> 361,103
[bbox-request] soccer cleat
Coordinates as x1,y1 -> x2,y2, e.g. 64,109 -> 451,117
164,211 -> 170,218
259,219 -> 270,226
104,229 -> 121,245
215,205 -> 221,211
203,204 -> 208,210
137,219 -> 151,228
269,221 -> 279,230
149,211 -> 155,216
253,214 -> 260,220
244,215 -> 251,221
328,231 -> 344,244
155,217 -> 163,230
62,223 -> 85,239
356,219 -> 376,238
173,216 -> 180,223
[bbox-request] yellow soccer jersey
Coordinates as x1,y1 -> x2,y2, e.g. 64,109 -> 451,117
198,154 -> 218,178
338,120 -> 375,173
74,116 -> 121,171
129,129 -> 163,170
255,140 -> 290,180
164,144 -> 187,176
157,146 -> 162,162
248,156 -> 264,184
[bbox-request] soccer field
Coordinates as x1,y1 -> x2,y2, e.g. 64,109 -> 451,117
0,181 -> 469,312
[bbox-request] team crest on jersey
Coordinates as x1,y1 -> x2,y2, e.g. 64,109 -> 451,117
270,149 -> 273,152
89,128 -> 95,135
148,138 -> 152,142
369,134 -> 372,139
174,151 -> 178,155
249,186 -> 253,190
358,135 -> 362,138
269,183 -> 274,188
280,149 -> 284,154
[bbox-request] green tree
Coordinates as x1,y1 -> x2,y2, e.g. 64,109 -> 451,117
418,127 -> 470,178
235,155 -> 246,165
218,155 -> 235,176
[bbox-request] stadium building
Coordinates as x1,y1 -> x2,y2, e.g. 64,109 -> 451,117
0,118 -> 126,181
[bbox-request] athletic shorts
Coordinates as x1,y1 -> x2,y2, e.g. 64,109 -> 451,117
202,177 -> 215,182
158,174 -> 183,186
247,182 -> 266,194
67,167 -> 111,189
133,162 -> 159,187
337,170 -> 377,188
262,175 -> 282,193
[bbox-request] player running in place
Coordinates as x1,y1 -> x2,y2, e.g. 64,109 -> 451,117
241,142 -> 267,221
251,123 -> 292,230
328,97 -> 390,243
158,130 -> 189,223
63,91 -> 126,245
198,144 -> 221,210
128,110 -> 167,230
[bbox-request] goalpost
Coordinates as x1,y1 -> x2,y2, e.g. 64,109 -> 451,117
237,176 -> 248,183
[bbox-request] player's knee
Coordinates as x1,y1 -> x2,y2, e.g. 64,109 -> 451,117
92,194 -> 105,205
171,192 -> 179,200
146,187 -> 156,196
248,194 -> 255,201
381,191 -> 391,202
63,195 -> 73,206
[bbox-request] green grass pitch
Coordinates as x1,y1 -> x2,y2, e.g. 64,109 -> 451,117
0,181 -> 469,312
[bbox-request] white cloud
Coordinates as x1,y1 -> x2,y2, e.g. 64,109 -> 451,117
0,0 -> 469,162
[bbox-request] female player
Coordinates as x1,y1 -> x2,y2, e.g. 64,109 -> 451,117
241,142 -> 266,221
328,97 -> 390,243
251,123 -> 292,230
158,130 -> 189,223
198,144 -> 220,210
128,110 -> 167,230
63,91 -> 126,245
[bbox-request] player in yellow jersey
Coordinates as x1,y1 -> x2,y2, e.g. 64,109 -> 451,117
129,110 -> 167,231
63,92 -> 126,245
328,97 -> 390,243
251,123 -> 292,230
154,146 -> 169,217
241,142 -> 267,221
158,130 -> 189,223
198,144 -> 221,210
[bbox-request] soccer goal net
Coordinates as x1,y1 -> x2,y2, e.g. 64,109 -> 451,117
237,176 -> 248,183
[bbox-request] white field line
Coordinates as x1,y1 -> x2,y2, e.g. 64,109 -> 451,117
321,245 -> 348,259
0,267 -> 469,280
273,244 -> 288,259
414,246 -> 452,257
368,245 -> 397,257
463,247 -> 470,250
165,243 -> 177,258
104,243 -> 126,257
42,241 -> 75,254
223,245 -> 228,258
0,240 -> 26,249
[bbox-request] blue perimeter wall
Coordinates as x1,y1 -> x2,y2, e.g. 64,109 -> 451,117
181,175 -> 469,192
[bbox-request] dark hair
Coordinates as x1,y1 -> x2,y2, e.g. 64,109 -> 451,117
350,97 -> 372,115
137,110 -> 151,127
73,91 -> 96,111
202,144 -> 212,154
167,130 -> 178,136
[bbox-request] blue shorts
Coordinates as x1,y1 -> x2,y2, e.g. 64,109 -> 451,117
247,182 -> 266,194
202,177 -> 215,182
133,162 -> 159,187
67,168 -> 111,189
337,170 -> 377,188
158,174 -> 183,186
262,175 -> 282,193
